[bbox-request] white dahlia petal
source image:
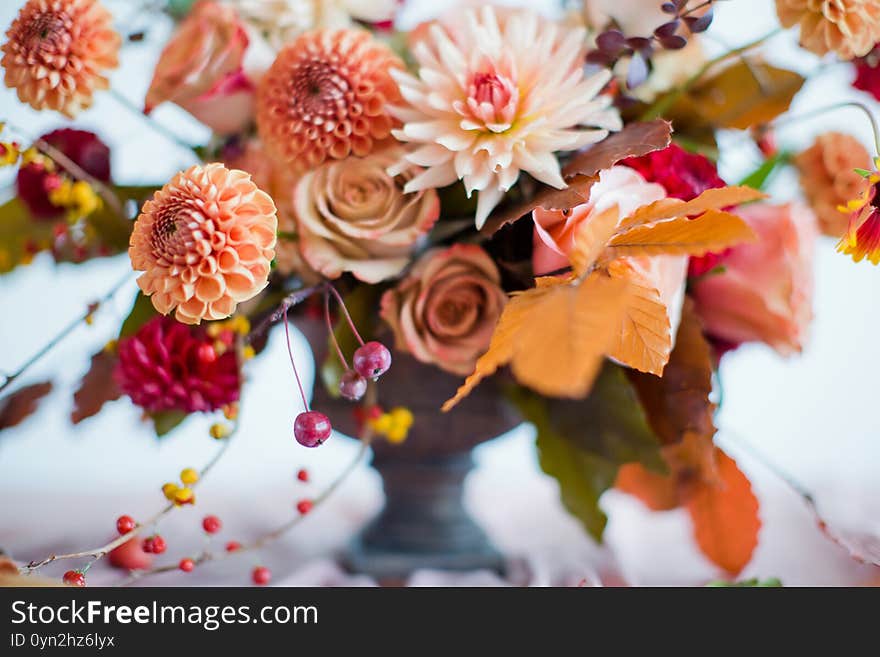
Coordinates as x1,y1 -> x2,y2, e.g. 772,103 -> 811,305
390,7 -> 620,228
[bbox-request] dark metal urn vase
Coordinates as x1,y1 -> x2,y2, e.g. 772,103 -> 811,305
302,318 -> 521,583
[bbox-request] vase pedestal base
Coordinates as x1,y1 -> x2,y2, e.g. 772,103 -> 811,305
341,452 -> 505,584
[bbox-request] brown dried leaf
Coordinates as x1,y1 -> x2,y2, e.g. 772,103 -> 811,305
0,382 -> 53,431
481,120 -> 673,235
72,350 -> 122,424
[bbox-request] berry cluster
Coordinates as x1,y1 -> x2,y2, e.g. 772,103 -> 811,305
162,468 -> 200,506
587,0 -> 714,89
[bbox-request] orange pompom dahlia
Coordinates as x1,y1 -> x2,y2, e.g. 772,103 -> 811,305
256,29 -> 402,171
129,163 -> 278,325
1,0 -> 121,117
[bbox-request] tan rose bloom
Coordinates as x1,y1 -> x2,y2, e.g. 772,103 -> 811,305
380,245 -> 507,376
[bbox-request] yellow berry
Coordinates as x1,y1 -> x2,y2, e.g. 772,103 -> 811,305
173,487 -> 194,505
209,423 -> 230,439
390,407 -> 414,429
222,403 -> 239,421
162,482 -> 179,500
103,339 -> 118,354
206,323 -> 223,338
371,414 -> 393,435
213,340 -> 227,355
386,427 -> 408,444
231,315 -> 250,335
180,467 -> 199,485
241,345 -> 255,360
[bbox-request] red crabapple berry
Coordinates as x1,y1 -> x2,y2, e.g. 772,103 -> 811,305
294,411 -> 332,448
143,535 -> 166,554
62,570 -> 85,587
296,468 -> 309,482
353,341 -> 391,380
202,515 -> 222,534
116,515 -> 136,535
179,558 -> 195,573
252,566 -> 271,586
339,370 -> 367,401
296,499 -> 313,515
225,541 -> 241,552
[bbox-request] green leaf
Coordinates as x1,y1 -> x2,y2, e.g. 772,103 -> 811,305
854,168 -> 873,178
151,410 -> 187,437
320,284 -> 380,397
706,577 -> 783,587
119,292 -> 159,339
738,151 -> 791,191
508,364 -> 665,541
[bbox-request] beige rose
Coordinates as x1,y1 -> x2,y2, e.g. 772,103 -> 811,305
380,245 -> 508,376
292,147 -> 440,283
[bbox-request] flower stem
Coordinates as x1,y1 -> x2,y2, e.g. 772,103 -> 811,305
325,283 -> 365,346
774,101 -> 880,159
107,88 -> 204,161
282,307 -> 310,411
325,289 -> 350,371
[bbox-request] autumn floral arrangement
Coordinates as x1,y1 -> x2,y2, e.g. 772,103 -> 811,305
1,0 -> 880,587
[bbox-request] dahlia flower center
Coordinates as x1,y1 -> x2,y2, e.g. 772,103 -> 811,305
464,70 -> 518,133
22,11 -> 69,53
290,60 -> 350,119
150,199 -> 203,264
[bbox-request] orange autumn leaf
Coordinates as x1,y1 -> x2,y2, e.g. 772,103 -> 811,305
617,185 -> 766,231
604,258 -> 684,376
627,298 -> 716,446
686,448 -> 761,576
570,205 -> 621,277
609,209 -> 756,258
442,272 -> 630,410
616,462 -> 680,511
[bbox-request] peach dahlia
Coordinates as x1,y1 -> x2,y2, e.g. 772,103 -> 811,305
256,28 -> 402,172
1,0 -> 120,117
129,163 -> 278,325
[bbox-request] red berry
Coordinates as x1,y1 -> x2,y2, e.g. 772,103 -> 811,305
197,343 -> 217,363
225,541 -> 241,552
296,499 -> 313,515
179,558 -> 195,573
294,411 -> 332,448
202,515 -> 222,534
339,370 -> 367,401
145,535 -> 166,555
62,570 -> 85,587
353,341 -> 392,379
252,566 -> 271,586
296,468 -> 309,482
116,515 -> 136,535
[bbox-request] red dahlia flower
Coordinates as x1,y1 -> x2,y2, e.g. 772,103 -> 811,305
16,128 -> 111,219
114,316 -> 240,414
623,143 -> 727,277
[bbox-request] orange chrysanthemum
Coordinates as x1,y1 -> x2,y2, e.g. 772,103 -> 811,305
129,163 -> 278,325
1,0 -> 121,117
256,29 -> 402,172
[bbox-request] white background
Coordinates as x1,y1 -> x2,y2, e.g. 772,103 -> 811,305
0,0 -> 878,585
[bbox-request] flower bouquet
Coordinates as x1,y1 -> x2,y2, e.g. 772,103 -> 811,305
1,0 -> 879,586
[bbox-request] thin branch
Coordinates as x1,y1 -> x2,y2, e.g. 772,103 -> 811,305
107,88 -> 204,161
0,271 -> 134,395
123,385 -> 378,585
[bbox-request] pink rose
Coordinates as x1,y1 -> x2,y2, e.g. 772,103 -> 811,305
380,245 -> 507,376
691,203 -> 818,355
291,147 -> 440,283
145,1 -> 271,134
532,166 -> 667,275
531,165 -> 689,344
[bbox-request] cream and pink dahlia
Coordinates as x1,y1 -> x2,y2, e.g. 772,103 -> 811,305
1,0 -> 121,117
256,28 -> 402,172
115,316 -> 240,414
389,6 -> 621,229
129,163 -> 277,325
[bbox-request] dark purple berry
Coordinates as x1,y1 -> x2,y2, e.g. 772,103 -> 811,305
339,370 -> 367,401
294,411 -> 332,448
353,341 -> 392,380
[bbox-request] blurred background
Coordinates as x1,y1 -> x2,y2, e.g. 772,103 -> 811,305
1,0 -> 879,585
